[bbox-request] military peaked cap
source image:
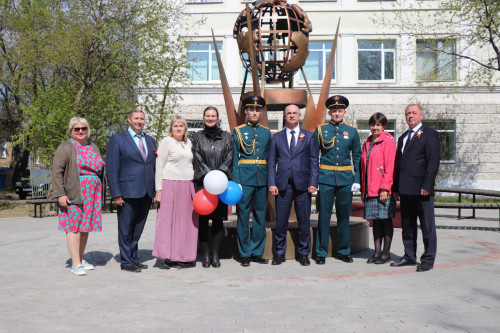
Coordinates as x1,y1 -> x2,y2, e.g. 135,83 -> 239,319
243,95 -> 266,108
326,95 -> 349,109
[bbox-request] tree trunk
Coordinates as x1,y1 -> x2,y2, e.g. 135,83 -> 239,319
5,144 -> 30,191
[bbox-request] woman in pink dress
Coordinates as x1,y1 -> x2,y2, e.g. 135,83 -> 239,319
51,117 -> 104,276
153,116 -> 198,269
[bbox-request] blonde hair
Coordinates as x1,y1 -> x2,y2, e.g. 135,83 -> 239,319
168,115 -> 188,142
68,116 -> 90,138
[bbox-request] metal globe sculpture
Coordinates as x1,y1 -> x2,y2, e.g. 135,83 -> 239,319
233,0 -> 312,84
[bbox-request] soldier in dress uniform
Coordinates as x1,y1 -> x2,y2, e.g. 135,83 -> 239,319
314,95 -> 362,264
232,95 -> 272,267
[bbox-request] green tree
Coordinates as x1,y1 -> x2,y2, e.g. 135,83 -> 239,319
0,0 -> 196,190
373,0 -> 499,87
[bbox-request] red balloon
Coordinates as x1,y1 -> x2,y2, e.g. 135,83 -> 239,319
193,189 -> 218,215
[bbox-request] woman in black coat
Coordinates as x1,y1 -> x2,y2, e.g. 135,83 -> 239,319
192,106 -> 234,268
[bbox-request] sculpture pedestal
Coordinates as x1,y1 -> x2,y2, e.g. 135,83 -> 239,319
219,214 -> 369,260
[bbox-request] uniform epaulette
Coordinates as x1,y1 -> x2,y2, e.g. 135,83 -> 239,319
344,123 -> 356,129
235,124 -> 246,129
259,124 -> 269,130
319,122 -> 329,127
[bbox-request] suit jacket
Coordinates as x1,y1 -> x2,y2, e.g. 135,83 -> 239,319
106,130 -> 156,199
393,125 -> 440,195
268,128 -> 319,192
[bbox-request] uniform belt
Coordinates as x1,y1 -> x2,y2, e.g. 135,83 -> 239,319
320,164 -> 352,171
239,159 -> 267,165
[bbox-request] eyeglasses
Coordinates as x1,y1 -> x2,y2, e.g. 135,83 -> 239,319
73,127 -> 88,132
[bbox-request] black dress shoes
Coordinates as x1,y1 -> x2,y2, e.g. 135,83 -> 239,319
240,257 -> 250,267
202,251 -> 210,268
297,255 -> 310,266
390,258 -> 416,267
121,265 -> 141,273
211,251 -> 221,268
336,255 -> 353,263
158,261 -> 170,270
314,257 -> 325,265
416,262 -> 433,272
272,254 -> 285,266
366,255 -> 379,264
373,256 -> 391,265
135,262 -> 148,269
250,256 -> 269,264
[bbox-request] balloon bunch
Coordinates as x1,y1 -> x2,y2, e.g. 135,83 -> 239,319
193,170 -> 243,215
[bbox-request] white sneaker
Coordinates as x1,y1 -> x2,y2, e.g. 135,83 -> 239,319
82,260 -> 94,270
71,264 -> 87,276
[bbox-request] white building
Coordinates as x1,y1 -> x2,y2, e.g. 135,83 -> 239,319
173,0 -> 500,190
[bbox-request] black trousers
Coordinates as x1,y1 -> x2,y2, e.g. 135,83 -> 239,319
400,195 -> 437,265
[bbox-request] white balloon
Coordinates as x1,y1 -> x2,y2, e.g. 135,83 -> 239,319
203,170 -> 228,195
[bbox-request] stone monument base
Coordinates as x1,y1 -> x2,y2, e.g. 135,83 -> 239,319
217,214 -> 369,260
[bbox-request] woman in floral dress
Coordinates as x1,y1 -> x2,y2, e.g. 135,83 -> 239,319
51,117 -> 104,276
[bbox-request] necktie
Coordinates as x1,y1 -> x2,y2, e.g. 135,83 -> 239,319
137,134 -> 147,162
403,129 -> 413,153
290,130 -> 296,154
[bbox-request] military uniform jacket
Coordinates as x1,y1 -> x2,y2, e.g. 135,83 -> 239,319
232,122 -> 271,186
314,121 -> 362,186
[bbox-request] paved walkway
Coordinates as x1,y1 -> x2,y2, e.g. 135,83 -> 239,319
0,209 -> 498,332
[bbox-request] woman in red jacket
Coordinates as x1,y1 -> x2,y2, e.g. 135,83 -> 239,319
360,113 -> 397,264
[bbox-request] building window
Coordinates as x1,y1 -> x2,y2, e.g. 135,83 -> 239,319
187,42 -> 222,82
422,120 -> 456,162
299,42 -> 335,82
187,0 -> 222,3
357,120 -> 396,145
416,39 -> 456,81
186,120 -> 205,136
358,40 -> 395,81
0,141 -> 6,158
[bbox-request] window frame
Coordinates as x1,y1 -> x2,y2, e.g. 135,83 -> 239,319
298,41 -> 336,83
187,42 -> 222,83
416,39 -> 457,82
0,141 -> 6,159
356,120 -> 397,146
357,39 -> 396,82
422,119 -> 456,163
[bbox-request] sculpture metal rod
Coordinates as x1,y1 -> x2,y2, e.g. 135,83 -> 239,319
300,66 -> 318,133
315,17 -> 341,125
211,28 -> 237,131
245,4 -> 261,96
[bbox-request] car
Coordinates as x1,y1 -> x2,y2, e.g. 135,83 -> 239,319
15,170 -> 49,199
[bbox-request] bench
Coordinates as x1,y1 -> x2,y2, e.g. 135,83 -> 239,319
434,187 -> 500,227
26,199 -> 58,218
27,198 -> 115,218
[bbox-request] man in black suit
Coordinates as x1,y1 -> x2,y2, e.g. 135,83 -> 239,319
267,104 -> 319,266
392,104 -> 440,272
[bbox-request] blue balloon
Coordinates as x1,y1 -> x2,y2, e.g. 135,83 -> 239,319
218,181 -> 242,205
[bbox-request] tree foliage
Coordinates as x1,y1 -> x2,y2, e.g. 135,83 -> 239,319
373,0 -> 500,87
0,0 -> 195,189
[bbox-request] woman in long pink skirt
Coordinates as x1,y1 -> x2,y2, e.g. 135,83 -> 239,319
153,116 -> 198,269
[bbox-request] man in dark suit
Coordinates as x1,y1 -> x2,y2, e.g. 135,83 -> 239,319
106,109 -> 156,273
268,105 -> 319,266
392,104 -> 440,272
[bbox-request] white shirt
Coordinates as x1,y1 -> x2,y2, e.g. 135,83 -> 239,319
286,125 -> 300,149
155,136 -> 194,190
402,123 -> 423,152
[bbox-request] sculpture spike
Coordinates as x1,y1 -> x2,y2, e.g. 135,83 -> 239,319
245,4 -> 261,96
315,17 -> 341,128
211,28 -> 237,131
300,67 -> 317,132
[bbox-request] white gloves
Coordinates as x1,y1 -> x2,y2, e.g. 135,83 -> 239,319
351,183 -> 360,192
